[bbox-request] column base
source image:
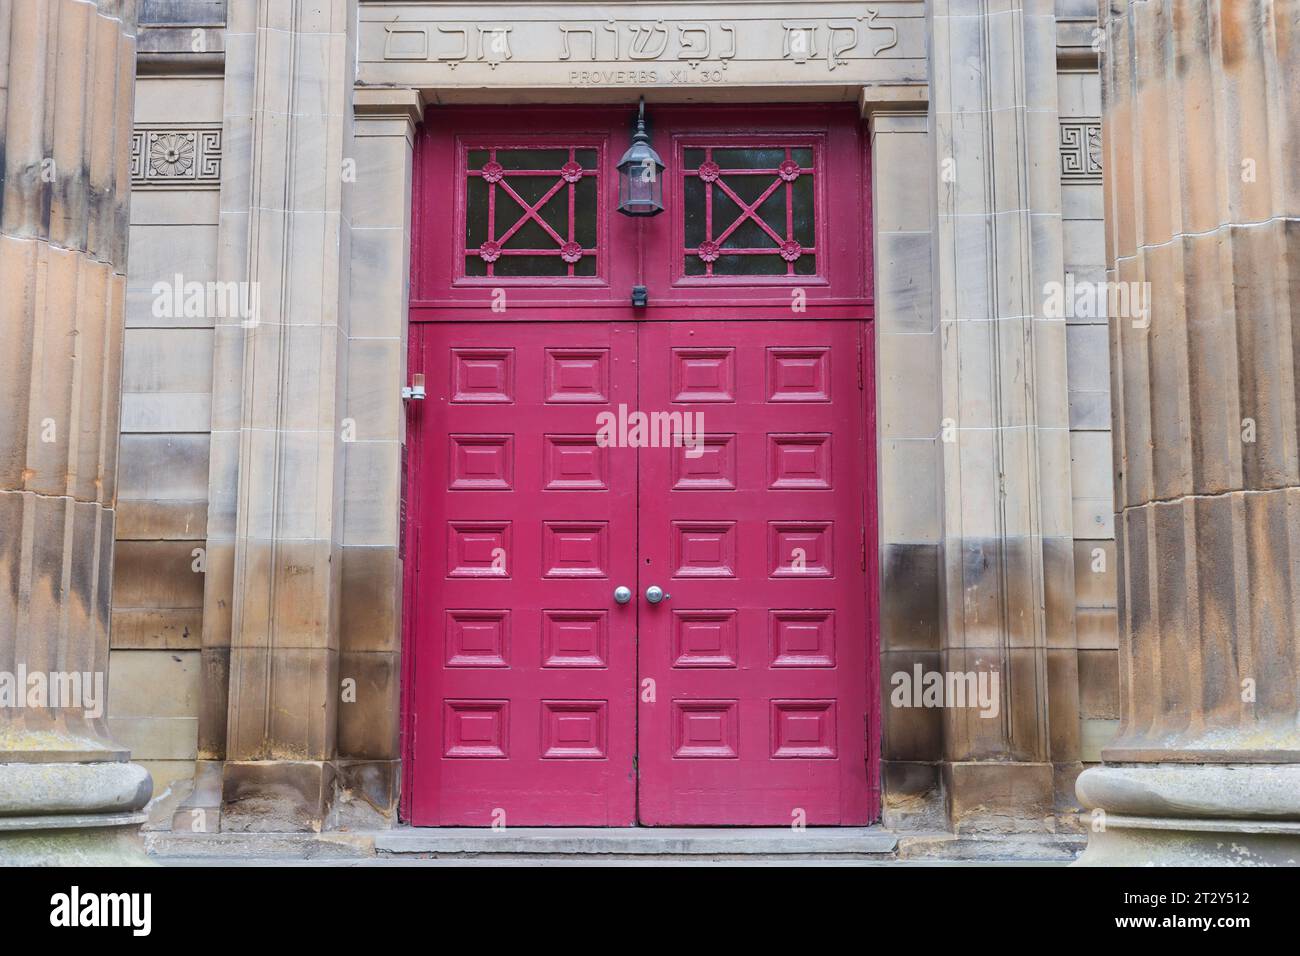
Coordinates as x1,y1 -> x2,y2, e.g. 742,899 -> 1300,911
0,759 -> 153,865
1074,814 -> 1300,866
1075,763 -> 1300,866
0,812 -> 153,866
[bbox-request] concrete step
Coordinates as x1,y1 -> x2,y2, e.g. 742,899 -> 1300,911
145,827 -> 1081,864
373,826 -> 899,858
146,826 -> 899,861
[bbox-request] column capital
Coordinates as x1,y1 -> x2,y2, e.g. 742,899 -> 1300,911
353,88 -> 427,139
858,83 -> 928,121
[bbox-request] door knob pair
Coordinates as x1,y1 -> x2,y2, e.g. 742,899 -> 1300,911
613,586 -> 667,605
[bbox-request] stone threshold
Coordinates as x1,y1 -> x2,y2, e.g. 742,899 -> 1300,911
145,827 -> 1084,864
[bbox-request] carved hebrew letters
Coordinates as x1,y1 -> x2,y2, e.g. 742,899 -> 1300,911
560,24 -> 598,60
363,5 -> 920,88
782,21 -> 818,63
628,21 -> 670,59
380,12 -> 903,66
677,23 -> 711,60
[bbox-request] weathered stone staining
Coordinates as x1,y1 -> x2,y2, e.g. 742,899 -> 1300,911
0,0 -> 151,865
1074,0 -> 1300,867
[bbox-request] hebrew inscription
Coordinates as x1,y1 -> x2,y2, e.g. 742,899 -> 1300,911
359,2 -> 924,89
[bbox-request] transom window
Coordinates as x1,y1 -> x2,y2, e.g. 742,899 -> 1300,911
463,146 -> 600,279
682,146 -> 818,278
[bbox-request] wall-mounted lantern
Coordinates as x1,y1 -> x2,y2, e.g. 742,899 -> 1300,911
616,97 -> 664,217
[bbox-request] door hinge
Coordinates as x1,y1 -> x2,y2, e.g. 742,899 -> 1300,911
860,527 -> 867,571
632,755 -> 639,778
856,336 -> 864,390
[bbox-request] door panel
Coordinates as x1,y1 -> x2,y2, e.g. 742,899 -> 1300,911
409,323 -> 638,826
636,321 -> 870,825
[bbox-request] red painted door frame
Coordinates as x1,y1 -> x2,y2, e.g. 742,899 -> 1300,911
400,103 -> 880,825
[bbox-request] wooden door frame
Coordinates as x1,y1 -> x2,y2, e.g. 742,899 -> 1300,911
399,103 -> 880,824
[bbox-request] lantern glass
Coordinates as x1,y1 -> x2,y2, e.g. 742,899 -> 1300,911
616,100 -> 665,217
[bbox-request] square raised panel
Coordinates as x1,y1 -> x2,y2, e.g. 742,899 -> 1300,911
767,347 -> 830,402
672,521 -> 737,578
768,434 -> 832,489
672,700 -> 739,758
770,610 -> 836,667
543,521 -> 608,578
672,610 -> 738,668
768,521 -> 833,577
545,349 -> 609,403
543,435 -> 608,490
671,348 -> 736,402
443,700 -> 508,758
447,521 -> 511,578
445,610 -> 510,667
451,348 -> 514,403
771,700 -> 837,758
449,434 -> 513,490
542,610 -> 608,668
541,701 -> 607,758
671,433 -> 736,490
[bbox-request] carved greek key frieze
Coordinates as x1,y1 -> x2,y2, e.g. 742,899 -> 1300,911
131,125 -> 222,188
1060,120 -> 1102,183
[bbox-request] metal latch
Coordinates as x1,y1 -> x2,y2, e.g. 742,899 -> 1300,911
401,372 -> 426,401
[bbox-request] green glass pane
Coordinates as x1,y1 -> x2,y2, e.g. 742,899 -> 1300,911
576,148 -> 598,170
465,177 -> 489,246
465,255 -> 487,276
791,176 -> 815,246
713,148 -> 786,169
498,149 -> 570,169
792,148 -> 813,166
500,179 -> 563,248
727,175 -> 775,205
537,188 -> 569,239
684,148 -> 706,167
574,256 -> 596,277
716,185 -> 779,249
496,255 -> 568,276
794,254 -> 816,275
573,178 -> 597,247
683,176 -> 707,247
468,149 -> 490,168
685,256 -> 706,276
713,254 -> 787,275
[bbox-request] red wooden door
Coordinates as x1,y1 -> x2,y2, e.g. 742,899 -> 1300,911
409,323 -> 638,826
636,321 -> 871,825
404,104 -> 877,826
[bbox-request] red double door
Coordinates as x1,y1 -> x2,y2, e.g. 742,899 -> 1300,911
408,320 -> 873,825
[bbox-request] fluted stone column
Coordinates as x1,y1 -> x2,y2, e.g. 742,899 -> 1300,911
1076,0 -> 1300,865
213,0 -> 356,831
0,0 -> 149,863
929,0 -> 1081,828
